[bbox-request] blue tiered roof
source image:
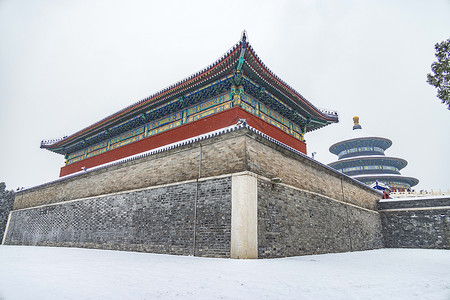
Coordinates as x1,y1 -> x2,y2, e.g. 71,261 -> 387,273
328,117 -> 419,191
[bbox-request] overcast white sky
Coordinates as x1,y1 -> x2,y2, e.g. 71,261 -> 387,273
1,0 -> 449,191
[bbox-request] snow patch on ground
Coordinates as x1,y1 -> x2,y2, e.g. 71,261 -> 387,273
0,246 -> 449,299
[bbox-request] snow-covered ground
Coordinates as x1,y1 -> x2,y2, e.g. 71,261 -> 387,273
0,246 -> 449,300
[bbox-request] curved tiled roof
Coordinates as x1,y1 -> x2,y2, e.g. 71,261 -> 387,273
42,32 -> 338,151
353,174 -> 420,187
328,119 -> 418,189
329,136 -> 393,155
328,155 -> 408,170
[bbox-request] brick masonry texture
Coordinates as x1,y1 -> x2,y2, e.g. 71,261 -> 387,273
5,177 -> 232,257
13,131 -> 246,210
6,128 -> 386,257
257,178 -> 383,258
379,198 -> 450,249
245,134 -> 381,210
0,183 -> 15,243
378,197 -> 450,210
14,129 -> 381,211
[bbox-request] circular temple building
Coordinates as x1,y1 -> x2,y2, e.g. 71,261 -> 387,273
328,117 -> 419,192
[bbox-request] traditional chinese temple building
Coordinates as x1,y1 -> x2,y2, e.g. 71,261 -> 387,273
5,35 -> 445,256
41,32 -> 338,177
6,33 -> 396,259
328,117 -> 419,192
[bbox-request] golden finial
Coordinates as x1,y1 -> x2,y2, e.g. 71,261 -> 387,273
353,116 -> 362,130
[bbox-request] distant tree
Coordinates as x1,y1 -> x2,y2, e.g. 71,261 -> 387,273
1,182 -> 14,242
0,182 -> 5,193
427,37 -> 450,110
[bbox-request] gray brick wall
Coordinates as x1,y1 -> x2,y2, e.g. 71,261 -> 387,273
245,135 -> 381,211
257,179 -> 383,258
14,129 -> 381,212
378,197 -> 450,210
14,132 -> 246,210
379,198 -> 450,249
4,177 -> 232,257
0,182 -> 14,243
5,128 -> 386,258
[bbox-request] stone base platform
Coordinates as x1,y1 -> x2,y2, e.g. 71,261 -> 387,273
3,125 -> 384,258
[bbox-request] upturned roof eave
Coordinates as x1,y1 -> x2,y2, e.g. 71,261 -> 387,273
42,33 -> 338,152
243,44 -> 338,123
42,41 -> 244,150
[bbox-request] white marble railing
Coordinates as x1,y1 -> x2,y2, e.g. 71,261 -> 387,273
391,189 -> 450,198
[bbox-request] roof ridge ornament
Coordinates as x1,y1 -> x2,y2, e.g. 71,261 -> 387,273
353,116 -> 362,130
236,30 -> 248,72
241,30 -> 248,43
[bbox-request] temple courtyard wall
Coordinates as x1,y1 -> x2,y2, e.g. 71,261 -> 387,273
378,197 -> 450,249
3,126 -> 433,258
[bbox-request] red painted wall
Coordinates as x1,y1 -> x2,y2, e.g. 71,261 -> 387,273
60,107 -> 307,177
